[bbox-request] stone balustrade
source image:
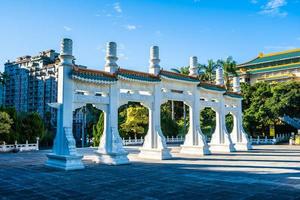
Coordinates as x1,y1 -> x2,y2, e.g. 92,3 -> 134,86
0,138 -> 39,152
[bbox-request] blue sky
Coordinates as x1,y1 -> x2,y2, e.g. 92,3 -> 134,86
0,0 -> 299,72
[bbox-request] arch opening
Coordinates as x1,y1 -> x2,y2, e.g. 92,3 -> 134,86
118,102 -> 149,142
73,103 -> 103,148
200,107 -> 216,139
160,100 -> 190,140
225,113 -> 234,134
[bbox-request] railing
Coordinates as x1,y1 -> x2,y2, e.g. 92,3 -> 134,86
250,133 -> 290,145
122,136 -> 185,146
280,115 -> 300,129
0,138 -> 39,152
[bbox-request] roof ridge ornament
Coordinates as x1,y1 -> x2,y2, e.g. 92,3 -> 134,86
215,65 -> 224,86
105,41 -> 118,74
149,46 -> 160,76
189,56 -> 198,77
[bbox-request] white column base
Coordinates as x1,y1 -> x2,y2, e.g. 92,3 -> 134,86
46,153 -> 84,170
138,148 -> 171,160
180,145 -> 210,156
209,143 -> 235,153
234,143 -> 252,151
94,151 -> 130,165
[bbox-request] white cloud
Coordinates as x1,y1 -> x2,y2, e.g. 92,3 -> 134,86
113,2 -> 122,13
250,0 -> 258,4
125,25 -> 136,30
260,0 -> 288,17
63,26 -> 72,31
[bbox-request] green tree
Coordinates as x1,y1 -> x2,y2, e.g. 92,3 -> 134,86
92,111 -> 104,147
242,82 -> 274,136
19,112 -> 45,142
0,111 -> 13,142
218,56 -> 237,89
225,113 -> 234,133
120,105 -> 148,137
199,59 -> 217,81
161,102 -> 179,136
200,108 -> 216,136
268,81 -> 300,118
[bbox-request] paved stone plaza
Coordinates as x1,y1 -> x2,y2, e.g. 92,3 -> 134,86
1,145 -> 300,200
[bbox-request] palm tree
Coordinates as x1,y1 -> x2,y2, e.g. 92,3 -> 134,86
198,59 -> 217,82
217,56 -> 237,89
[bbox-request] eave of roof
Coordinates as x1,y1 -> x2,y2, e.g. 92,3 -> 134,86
248,62 -> 300,74
159,70 -> 199,82
71,66 -> 117,83
224,92 -> 243,99
238,48 -> 300,68
117,68 -> 160,82
198,82 -> 226,92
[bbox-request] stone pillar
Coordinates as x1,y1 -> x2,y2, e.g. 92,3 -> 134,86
233,76 -> 240,93
149,46 -> 160,76
95,83 -> 130,165
46,38 -> 84,170
216,66 -> 224,86
231,101 -> 252,151
209,103 -> 235,153
180,89 -> 210,155
104,42 -> 118,74
139,84 -> 171,160
189,56 -> 198,77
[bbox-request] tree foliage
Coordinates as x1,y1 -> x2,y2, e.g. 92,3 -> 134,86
242,81 -> 300,136
0,111 -> 13,137
92,111 -> 104,147
199,59 -> 217,81
120,105 -> 149,137
161,102 -> 179,136
218,56 -> 237,89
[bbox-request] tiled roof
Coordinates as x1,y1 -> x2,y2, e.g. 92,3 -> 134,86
248,62 -> 300,74
238,49 -> 300,67
72,66 -> 117,83
198,82 -> 226,91
117,68 -> 160,82
224,91 -> 242,98
159,70 -> 199,82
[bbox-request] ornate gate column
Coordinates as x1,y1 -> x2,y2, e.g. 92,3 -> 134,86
180,86 -> 210,155
231,76 -> 252,150
209,103 -> 235,153
95,84 -> 130,165
46,38 -> 84,170
231,102 -> 252,151
139,84 -> 171,160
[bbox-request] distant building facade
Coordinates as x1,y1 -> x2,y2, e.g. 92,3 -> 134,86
237,49 -> 300,85
4,50 -> 59,126
3,50 -> 87,141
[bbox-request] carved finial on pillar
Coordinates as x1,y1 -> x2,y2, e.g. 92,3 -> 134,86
149,46 -> 160,76
61,38 -> 73,55
215,65 -> 224,85
233,76 -> 241,93
105,42 -> 118,74
189,56 -> 198,77
60,38 -> 73,65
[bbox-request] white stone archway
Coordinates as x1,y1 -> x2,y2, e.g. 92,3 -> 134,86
45,38 -> 251,170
